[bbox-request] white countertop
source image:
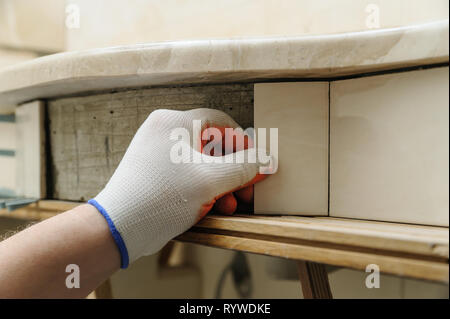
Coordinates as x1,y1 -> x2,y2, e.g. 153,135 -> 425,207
0,20 -> 448,109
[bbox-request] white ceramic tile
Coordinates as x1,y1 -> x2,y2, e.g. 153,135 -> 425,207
254,82 -> 329,215
330,67 -> 449,226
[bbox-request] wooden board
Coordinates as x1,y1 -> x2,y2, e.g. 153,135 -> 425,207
1,200 -> 448,283
0,200 -> 76,221
178,214 -> 449,283
178,228 -> 448,283
47,84 -> 253,201
297,261 -> 333,299
183,214 -> 449,258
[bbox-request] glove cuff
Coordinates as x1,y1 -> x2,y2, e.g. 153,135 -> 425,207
88,199 -> 130,269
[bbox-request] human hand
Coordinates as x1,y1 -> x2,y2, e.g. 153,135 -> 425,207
89,108 -> 276,268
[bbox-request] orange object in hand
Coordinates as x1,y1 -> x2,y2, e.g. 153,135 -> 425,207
201,125 -> 263,215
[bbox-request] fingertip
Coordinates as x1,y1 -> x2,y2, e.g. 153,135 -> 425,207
214,193 -> 237,215
235,185 -> 253,204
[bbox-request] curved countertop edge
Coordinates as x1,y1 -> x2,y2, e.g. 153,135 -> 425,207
0,19 -> 448,108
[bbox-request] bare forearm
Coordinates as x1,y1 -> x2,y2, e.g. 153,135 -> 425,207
0,204 -> 120,298
0,109 -> 274,299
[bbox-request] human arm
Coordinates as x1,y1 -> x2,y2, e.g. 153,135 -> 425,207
0,204 -> 119,298
0,108 -> 275,298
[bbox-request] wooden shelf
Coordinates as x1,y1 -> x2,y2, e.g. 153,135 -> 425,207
0,200 -> 76,221
1,201 -> 448,283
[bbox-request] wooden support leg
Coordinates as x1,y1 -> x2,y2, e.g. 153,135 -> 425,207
93,279 -> 113,299
297,261 -> 333,299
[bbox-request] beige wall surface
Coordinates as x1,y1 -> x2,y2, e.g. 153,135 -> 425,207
65,0 -> 449,51
0,0 -> 448,52
0,48 -> 37,70
0,0 -> 65,53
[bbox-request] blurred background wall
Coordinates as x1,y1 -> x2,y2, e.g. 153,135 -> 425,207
63,0 -> 449,51
0,0 -> 449,298
1,0 -> 449,55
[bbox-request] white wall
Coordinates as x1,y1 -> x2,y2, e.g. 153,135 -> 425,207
0,0 -> 65,53
1,0 -> 448,52
65,0 -> 449,51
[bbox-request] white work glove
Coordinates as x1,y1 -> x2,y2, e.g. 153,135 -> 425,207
89,108 -> 275,268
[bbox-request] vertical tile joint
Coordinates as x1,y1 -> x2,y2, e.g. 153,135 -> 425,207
327,82 -> 331,216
